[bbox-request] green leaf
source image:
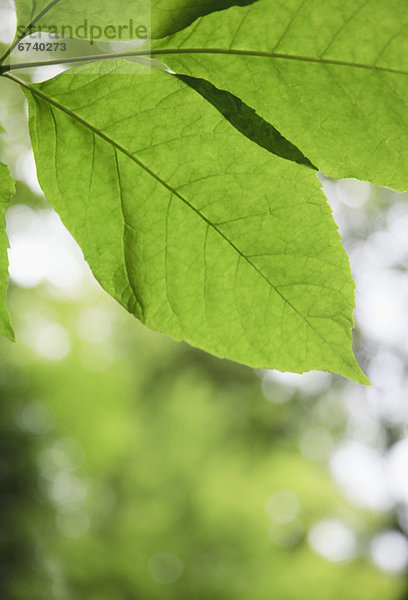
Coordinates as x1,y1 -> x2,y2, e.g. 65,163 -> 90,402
0,160 -> 15,341
151,0 -> 408,191
19,61 -> 367,382
11,0 -> 256,42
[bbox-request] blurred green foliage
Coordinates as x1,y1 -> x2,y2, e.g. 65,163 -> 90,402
0,277 -> 403,599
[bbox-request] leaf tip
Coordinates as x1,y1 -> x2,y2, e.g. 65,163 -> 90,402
344,360 -> 371,386
0,322 -> 15,343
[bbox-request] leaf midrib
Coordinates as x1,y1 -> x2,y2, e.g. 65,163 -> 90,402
6,71 -> 357,372
150,48 -> 408,77
3,48 -> 408,76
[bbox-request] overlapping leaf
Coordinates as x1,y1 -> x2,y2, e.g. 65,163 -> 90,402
18,61 -> 367,382
150,0 -> 408,191
177,74 -> 316,170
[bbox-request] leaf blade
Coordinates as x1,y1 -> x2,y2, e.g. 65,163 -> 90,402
20,62 -> 367,382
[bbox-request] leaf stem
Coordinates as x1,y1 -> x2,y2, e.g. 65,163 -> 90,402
0,0 -> 65,66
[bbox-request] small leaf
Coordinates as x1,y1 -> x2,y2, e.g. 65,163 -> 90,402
21,61 -> 367,382
0,161 -> 15,341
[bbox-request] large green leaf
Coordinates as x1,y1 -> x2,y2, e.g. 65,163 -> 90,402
150,0 -> 408,191
14,61 -> 367,382
0,158 -> 15,341
11,0 -> 256,43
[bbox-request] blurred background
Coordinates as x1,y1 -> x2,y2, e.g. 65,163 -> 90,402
1,3 -> 408,598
